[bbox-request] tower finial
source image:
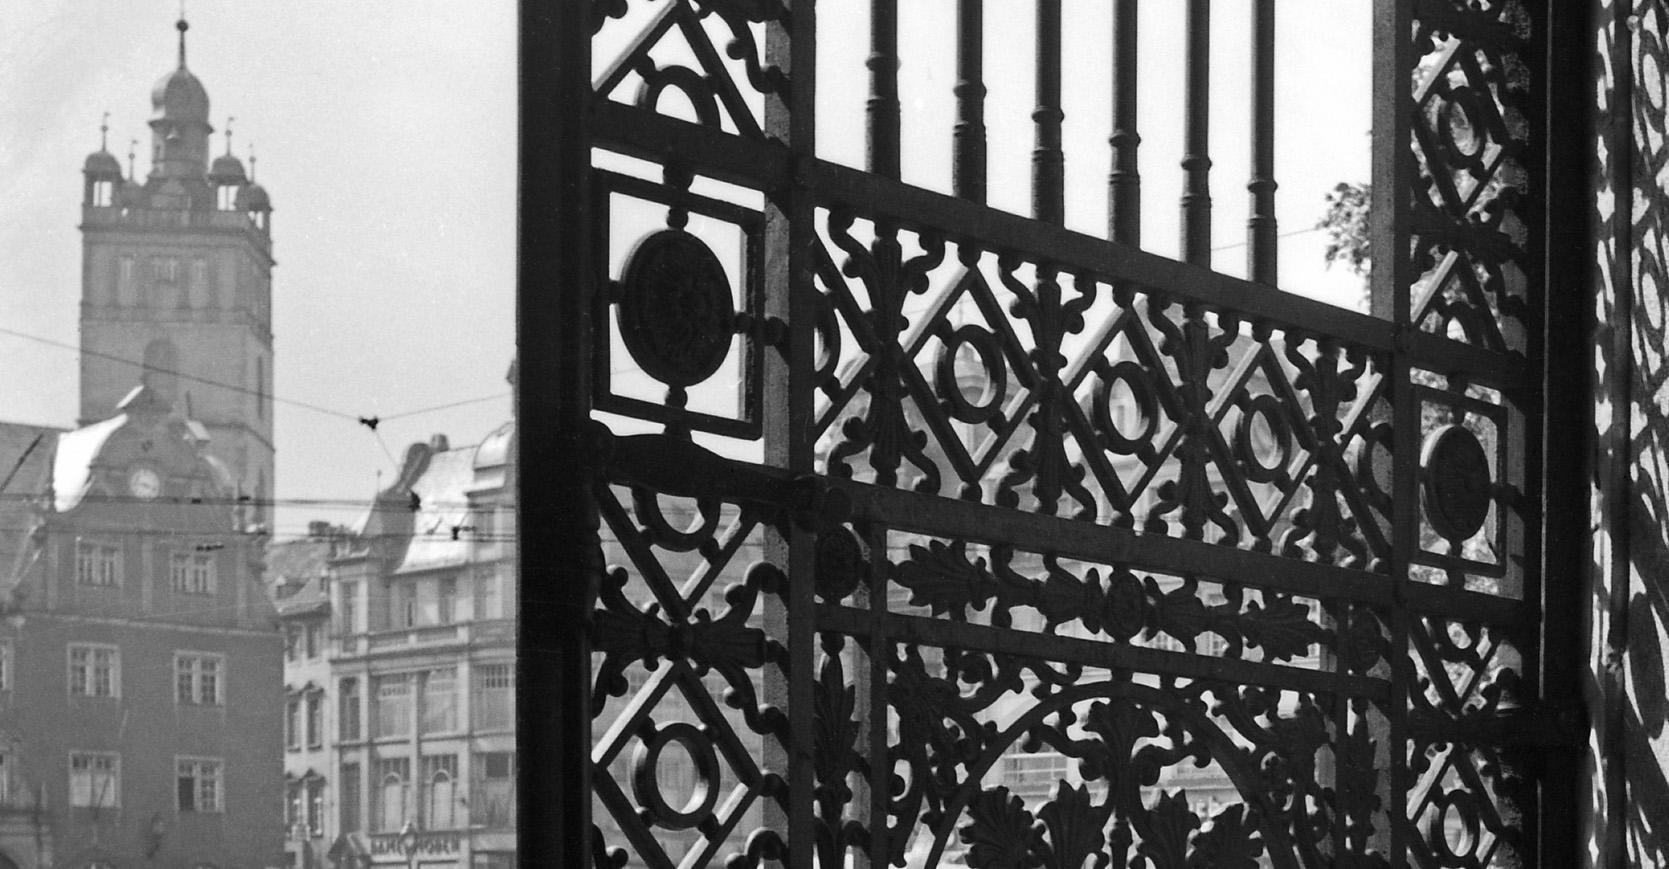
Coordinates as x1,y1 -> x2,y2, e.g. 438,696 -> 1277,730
224,117 -> 235,156
248,144 -> 256,181
128,138 -> 138,180
100,111 -> 110,151
176,12 -> 189,69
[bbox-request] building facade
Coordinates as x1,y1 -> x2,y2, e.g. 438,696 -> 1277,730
0,18 -> 289,868
0,386 -> 282,869
269,423 -> 517,869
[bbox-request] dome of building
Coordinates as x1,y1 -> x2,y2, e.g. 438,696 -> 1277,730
83,149 -> 122,180
209,153 -> 247,185
152,67 -> 210,125
238,182 -> 272,212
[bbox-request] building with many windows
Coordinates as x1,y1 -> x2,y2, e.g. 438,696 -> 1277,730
0,385 -> 281,869
269,420 -> 516,869
0,17 -> 285,869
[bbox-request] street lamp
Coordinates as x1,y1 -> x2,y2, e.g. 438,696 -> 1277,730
398,819 -> 419,869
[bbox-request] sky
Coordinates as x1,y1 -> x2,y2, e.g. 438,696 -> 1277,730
0,1 -> 1372,540
0,2 -> 519,540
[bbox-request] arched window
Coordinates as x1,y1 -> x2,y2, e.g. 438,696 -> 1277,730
375,758 -> 408,832
141,338 -> 180,406
425,755 -> 457,829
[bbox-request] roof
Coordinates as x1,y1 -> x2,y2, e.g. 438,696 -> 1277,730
51,415 -> 126,512
151,67 -> 209,125
395,445 -> 477,574
264,538 -> 333,617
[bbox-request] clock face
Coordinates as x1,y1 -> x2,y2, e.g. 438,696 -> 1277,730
128,467 -> 162,501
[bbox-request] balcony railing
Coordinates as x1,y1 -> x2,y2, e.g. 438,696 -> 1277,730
365,624 -> 462,651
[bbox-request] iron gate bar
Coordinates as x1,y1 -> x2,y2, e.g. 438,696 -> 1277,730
1033,0 -> 1064,226
953,0 -> 986,204
1108,0 -> 1140,245
605,430 -> 1535,627
866,0 -> 899,180
520,0 -> 594,865
1248,0 -> 1277,286
814,605 -> 1390,700
1182,0 -> 1212,265
1537,0 -> 1596,862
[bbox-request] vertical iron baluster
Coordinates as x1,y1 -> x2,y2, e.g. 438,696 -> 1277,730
522,0 -> 594,864
1371,0 -> 1413,861
1108,0 -> 1140,245
1034,0 -> 1064,225
954,0 -> 987,203
1248,0 -> 1277,285
1181,0 -> 1212,264
763,0 -> 819,862
868,0 -> 901,179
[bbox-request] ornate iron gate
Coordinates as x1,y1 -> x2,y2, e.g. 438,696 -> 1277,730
528,0 -> 1581,865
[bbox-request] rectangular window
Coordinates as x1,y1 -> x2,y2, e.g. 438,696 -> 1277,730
304,622 -> 321,659
472,566 -> 502,621
0,638 -> 13,694
421,754 -> 458,828
286,698 -> 301,750
174,653 -> 223,705
395,582 -> 417,628
375,757 -> 410,832
471,752 -> 515,827
373,674 -> 411,738
421,668 -> 457,734
176,757 -> 222,812
438,578 -> 456,625
68,644 -> 118,698
284,625 -> 300,661
306,692 -> 323,748
70,752 -> 120,808
471,663 -> 513,731
75,541 -> 120,587
171,552 -> 217,595
340,762 -> 361,833
338,581 -> 358,636
286,782 -> 302,830
306,777 -> 325,835
340,677 -> 361,741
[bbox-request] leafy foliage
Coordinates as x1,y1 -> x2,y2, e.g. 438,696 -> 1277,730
1318,182 -> 1372,279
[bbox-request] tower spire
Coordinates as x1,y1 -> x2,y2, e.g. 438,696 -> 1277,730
224,117 -> 235,156
128,139 -> 137,180
176,14 -> 189,69
248,145 -> 256,182
99,111 -> 110,151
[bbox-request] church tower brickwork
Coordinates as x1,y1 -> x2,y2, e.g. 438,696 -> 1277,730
79,19 -> 275,524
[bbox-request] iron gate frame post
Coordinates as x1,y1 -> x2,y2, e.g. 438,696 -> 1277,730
518,1 -> 597,865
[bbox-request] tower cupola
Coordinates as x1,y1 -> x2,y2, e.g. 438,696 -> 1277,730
148,18 -> 213,181
208,118 -> 247,210
82,113 -> 123,206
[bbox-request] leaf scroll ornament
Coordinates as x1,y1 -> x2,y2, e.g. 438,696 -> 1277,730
1136,791 -> 1201,869
960,787 -> 1042,869
894,540 -> 996,617
1187,804 -> 1264,869
1239,596 -> 1327,662
1037,783 -> 1113,869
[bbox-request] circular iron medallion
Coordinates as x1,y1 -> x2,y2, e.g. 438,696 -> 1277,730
1421,424 -> 1492,541
618,230 -> 735,388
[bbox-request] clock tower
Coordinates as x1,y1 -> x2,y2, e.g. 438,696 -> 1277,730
79,18 -> 275,524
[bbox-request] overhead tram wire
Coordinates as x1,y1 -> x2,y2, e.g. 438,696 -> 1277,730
0,325 -> 509,438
